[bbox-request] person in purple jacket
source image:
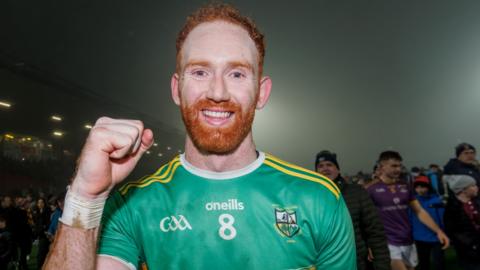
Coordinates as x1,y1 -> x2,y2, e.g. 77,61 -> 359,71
366,151 -> 450,270
410,175 -> 446,270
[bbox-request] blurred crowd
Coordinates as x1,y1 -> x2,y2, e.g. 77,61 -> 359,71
314,142 -> 479,270
0,191 -> 64,270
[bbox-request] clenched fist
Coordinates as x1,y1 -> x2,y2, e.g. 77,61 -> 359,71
70,117 -> 154,199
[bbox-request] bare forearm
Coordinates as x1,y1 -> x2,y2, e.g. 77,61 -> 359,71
417,210 -> 441,233
43,223 -> 100,270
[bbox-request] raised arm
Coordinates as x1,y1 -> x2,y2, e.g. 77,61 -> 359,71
42,117 -> 154,270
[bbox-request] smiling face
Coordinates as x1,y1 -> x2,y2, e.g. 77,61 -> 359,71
172,21 -> 271,154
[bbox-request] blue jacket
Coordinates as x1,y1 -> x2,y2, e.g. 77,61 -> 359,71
410,194 -> 445,243
47,208 -> 62,236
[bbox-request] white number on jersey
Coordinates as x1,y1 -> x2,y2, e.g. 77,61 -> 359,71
218,213 -> 236,240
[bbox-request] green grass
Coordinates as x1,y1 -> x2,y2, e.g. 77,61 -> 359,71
444,247 -> 461,270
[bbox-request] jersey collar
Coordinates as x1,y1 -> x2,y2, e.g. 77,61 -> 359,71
180,151 -> 265,180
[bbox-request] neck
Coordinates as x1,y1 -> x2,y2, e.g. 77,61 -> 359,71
380,175 -> 396,184
184,132 -> 258,172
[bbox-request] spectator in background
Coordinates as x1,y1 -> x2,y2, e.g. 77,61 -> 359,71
316,150 -> 390,270
444,175 -> 480,270
46,193 -> 65,241
360,163 -> 380,187
444,143 -> 480,188
427,164 -> 445,197
1,195 -> 32,270
410,175 -> 446,270
366,151 -> 449,270
32,197 -> 51,269
0,213 -> 14,270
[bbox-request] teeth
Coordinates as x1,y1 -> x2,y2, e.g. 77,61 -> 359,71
203,110 -> 231,118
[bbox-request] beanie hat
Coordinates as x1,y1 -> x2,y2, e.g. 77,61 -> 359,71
315,151 -> 339,170
455,143 -> 476,157
445,175 -> 476,194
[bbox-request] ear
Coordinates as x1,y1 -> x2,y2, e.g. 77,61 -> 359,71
256,76 -> 272,109
171,73 -> 181,106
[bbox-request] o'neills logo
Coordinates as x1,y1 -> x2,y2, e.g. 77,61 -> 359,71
205,199 -> 244,211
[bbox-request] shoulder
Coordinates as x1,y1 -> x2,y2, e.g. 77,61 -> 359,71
263,153 -> 341,200
365,179 -> 382,190
118,156 -> 182,197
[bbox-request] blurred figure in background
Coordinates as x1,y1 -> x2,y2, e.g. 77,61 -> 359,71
427,164 -> 445,198
0,213 -> 14,270
444,143 -> 480,191
410,175 -> 446,270
1,195 -> 32,270
316,150 -> 390,270
444,175 -> 480,270
46,193 -> 65,241
366,151 -> 449,270
32,197 -> 50,269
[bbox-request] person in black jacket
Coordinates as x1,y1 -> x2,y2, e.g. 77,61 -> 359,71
444,175 -> 480,270
1,195 -> 32,270
0,213 -> 14,270
316,150 -> 390,270
32,197 -> 51,270
444,143 -> 480,188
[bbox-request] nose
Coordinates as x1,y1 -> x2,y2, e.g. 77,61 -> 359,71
206,73 -> 230,102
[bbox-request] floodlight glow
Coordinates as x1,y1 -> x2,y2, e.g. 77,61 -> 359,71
153,143 -> 158,147
0,101 -> 11,108
167,146 -> 171,150
51,115 -> 62,121
53,131 -> 64,137
85,124 -> 93,129
158,153 -> 163,157
146,151 -> 151,155
5,134 -> 14,139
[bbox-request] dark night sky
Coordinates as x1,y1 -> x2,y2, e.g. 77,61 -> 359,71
1,0 -> 480,174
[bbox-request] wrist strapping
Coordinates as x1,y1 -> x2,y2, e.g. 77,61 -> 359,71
59,186 -> 107,229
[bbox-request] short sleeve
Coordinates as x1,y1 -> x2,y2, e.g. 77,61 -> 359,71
315,197 -> 357,269
97,191 -> 141,268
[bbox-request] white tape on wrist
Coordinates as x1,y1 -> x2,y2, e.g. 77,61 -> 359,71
59,186 -> 107,229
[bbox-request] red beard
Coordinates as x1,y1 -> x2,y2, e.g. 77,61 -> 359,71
181,99 -> 256,154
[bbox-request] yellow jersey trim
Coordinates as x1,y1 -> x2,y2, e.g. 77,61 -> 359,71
265,154 -> 340,194
264,155 -> 340,200
119,157 -> 181,196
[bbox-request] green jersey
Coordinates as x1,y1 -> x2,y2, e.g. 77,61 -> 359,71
98,152 -> 356,269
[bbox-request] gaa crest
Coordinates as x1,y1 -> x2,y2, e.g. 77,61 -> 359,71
275,208 -> 300,238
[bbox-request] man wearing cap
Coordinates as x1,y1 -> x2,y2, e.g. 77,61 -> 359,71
366,151 -> 450,270
444,175 -> 480,270
410,175 -> 446,270
444,143 -> 480,188
316,150 -> 390,270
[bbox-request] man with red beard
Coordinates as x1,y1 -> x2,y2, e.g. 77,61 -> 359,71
43,3 -> 356,270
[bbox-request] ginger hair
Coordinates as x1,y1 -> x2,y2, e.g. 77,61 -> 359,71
176,3 -> 265,76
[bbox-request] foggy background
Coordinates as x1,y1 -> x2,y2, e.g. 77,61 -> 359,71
1,0 -> 480,175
